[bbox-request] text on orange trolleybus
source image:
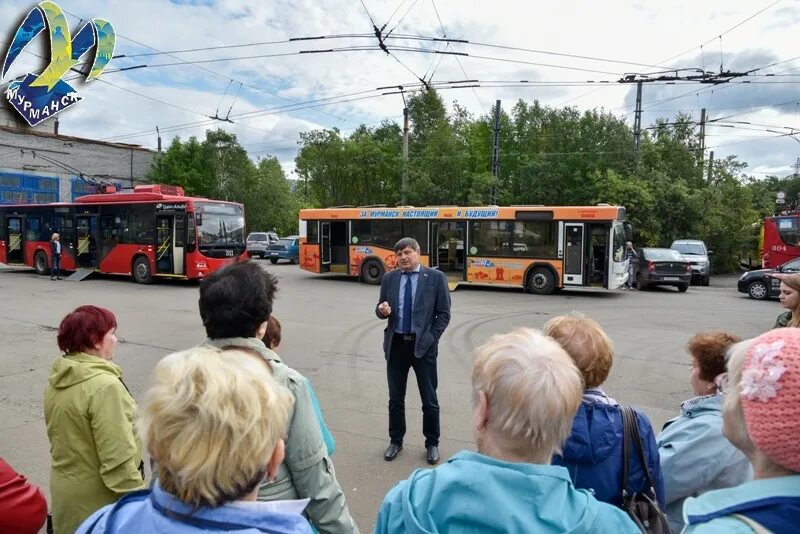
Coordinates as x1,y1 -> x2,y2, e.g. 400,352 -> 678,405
0,184 -> 246,283
298,205 -> 632,294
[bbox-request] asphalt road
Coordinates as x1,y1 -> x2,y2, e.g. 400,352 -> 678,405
0,264 -> 772,531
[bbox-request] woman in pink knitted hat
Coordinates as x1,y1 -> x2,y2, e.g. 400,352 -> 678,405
682,328 -> 800,533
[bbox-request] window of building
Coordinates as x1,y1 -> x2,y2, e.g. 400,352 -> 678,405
0,175 -> 20,188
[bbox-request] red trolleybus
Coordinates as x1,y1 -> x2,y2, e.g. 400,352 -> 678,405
298,204 -> 631,294
0,184 -> 246,283
762,213 -> 800,268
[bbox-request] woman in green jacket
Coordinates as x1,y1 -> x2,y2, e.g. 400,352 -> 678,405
44,305 -> 145,534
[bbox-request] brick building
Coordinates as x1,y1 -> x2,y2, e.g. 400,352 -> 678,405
0,99 -> 154,204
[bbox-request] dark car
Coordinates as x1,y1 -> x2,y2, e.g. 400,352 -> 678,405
737,257 -> 800,300
633,248 -> 692,292
266,236 -> 300,264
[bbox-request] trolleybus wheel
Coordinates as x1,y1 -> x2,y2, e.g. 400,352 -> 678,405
361,259 -> 384,285
526,267 -> 555,295
132,256 -> 153,284
34,251 -> 49,276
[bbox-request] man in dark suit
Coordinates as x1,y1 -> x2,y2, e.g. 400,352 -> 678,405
376,237 -> 451,464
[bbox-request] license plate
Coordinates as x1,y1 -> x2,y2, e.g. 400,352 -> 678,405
271,252 -> 279,256
664,276 -> 680,281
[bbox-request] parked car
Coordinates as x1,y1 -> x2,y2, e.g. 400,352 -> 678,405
266,236 -> 300,264
633,248 -> 692,292
670,239 -> 712,286
246,231 -> 279,258
737,257 -> 800,300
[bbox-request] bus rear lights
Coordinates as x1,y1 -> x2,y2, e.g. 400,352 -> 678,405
647,261 -> 656,272
195,261 -> 208,269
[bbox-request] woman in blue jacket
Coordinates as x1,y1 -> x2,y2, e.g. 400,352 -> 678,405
545,314 -> 665,508
77,347 -> 312,534
375,328 -> 638,533
657,331 -> 751,532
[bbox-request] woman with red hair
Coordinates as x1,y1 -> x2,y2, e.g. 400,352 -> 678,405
44,305 -> 145,534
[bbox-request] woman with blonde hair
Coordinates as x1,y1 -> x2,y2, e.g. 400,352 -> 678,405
77,347 -> 312,534
375,328 -> 638,533
773,272 -> 800,327
544,313 -> 665,508
682,328 -> 800,532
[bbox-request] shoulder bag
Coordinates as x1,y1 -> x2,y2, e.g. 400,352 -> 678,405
621,405 -> 671,534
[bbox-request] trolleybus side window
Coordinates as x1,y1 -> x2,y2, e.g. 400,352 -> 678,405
511,221 -> 557,258
372,220 -> 402,249
26,217 -> 41,241
352,220 -> 371,244
186,214 -> 197,252
306,220 -> 319,244
471,220 -> 513,256
402,220 -> 429,254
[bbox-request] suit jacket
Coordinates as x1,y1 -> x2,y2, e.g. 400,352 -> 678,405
376,265 -> 451,358
50,240 -> 61,257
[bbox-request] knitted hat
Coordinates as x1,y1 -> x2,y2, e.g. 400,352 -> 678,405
740,328 -> 800,472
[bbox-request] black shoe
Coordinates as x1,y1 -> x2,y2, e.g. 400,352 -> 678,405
56,277 -> 62,280
384,443 -> 403,461
426,445 -> 439,465
50,277 -> 55,281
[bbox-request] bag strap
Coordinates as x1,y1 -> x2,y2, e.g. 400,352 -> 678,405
732,513 -> 773,534
623,405 -> 657,495
620,404 -> 631,498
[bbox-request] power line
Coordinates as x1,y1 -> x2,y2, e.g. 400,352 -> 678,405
429,0 -> 486,113
60,8 -> 359,127
657,0 -> 782,65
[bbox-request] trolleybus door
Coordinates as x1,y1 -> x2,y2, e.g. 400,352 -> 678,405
430,222 -> 439,269
321,222 -> 331,265
6,216 -> 23,264
173,215 -> 185,275
564,223 -> 584,285
75,215 -> 98,268
156,215 -> 174,274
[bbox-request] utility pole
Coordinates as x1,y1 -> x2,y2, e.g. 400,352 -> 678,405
156,126 -> 162,153
633,81 -> 643,156
698,108 -> 706,155
707,150 -> 714,181
491,99 -> 501,205
402,106 -> 409,205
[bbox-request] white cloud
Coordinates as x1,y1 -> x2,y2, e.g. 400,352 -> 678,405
0,0 -> 798,176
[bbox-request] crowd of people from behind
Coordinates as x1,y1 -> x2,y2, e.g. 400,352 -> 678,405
0,241 -> 799,533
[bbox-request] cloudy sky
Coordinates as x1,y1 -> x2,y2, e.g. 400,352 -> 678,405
1,0 -> 799,179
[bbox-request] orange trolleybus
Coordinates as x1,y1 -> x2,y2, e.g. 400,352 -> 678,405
298,204 -> 631,294
0,184 -> 246,283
